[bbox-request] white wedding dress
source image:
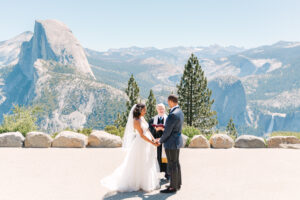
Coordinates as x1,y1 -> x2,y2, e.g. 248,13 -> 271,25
101,106 -> 160,192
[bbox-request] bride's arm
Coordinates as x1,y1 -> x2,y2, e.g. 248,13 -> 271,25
134,119 -> 156,146
147,129 -> 155,141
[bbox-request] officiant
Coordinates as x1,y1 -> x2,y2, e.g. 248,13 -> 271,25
148,103 -> 169,180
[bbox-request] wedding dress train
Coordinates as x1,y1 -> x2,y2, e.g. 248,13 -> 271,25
101,115 -> 160,192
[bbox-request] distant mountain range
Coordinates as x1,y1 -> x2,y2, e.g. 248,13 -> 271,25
1,19 -> 300,135
85,39 -> 300,136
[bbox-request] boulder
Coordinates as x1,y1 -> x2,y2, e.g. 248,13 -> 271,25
25,132 -> 53,148
88,131 -> 122,147
267,136 -> 300,148
0,132 -> 25,147
209,134 -> 234,148
181,134 -> 188,148
52,131 -> 87,148
235,135 -> 266,148
188,135 -> 210,148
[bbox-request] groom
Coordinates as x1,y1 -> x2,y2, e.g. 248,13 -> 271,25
155,94 -> 184,193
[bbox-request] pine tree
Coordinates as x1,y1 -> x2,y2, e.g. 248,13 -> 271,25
115,74 -> 140,127
145,89 -> 157,121
125,74 -> 140,113
177,53 -> 218,130
114,113 -> 123,127
226,117 -> 237,138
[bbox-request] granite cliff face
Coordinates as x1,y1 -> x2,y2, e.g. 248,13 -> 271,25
0,20 -> 125,133
208,76 -> 249,128
18,20 -> 95,80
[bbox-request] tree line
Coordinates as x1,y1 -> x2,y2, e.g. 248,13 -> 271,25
113,53 -> 237,138
0,54 -> 237,139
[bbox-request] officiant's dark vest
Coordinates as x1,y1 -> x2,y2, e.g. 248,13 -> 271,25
157,117 -> 164,125
149,115 -> 167,138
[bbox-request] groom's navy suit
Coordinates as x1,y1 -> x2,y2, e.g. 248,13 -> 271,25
160,106 -> 183,149
159,105 -> 184,190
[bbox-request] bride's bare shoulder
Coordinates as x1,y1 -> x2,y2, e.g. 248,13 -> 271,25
133,118 -> 141,124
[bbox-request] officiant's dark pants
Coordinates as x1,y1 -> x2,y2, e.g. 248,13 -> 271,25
165,149 -> 181,189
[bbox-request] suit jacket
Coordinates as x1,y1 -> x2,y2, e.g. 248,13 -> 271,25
159,106 -> 184,149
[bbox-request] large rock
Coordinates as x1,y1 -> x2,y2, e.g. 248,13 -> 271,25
52,131 -> 87,148
0,132 -> 25,147
181,134 -> 188,148
188,135 -> 210,148
267,136 -> 300,148
209,134 -> 234,148
88,131 -> 122,147
235,135 -> 266,148
25,132 -> 52,148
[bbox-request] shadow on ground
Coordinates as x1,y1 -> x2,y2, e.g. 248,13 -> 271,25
102,179 -> 175,200
102,191 -> 175,200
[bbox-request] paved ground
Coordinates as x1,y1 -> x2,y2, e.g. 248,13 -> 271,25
0,148 -> 300,200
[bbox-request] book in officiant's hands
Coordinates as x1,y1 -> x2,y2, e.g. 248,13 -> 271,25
152,124 -> 165,128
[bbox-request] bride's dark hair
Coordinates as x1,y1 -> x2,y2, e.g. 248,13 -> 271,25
133,103 -> 146,119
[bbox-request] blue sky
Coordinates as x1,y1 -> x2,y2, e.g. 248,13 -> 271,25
1,0 -> 300,51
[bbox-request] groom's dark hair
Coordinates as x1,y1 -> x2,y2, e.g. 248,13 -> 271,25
168,94 -> 178,103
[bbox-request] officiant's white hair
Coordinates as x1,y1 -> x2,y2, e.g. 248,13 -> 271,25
156,103 -> 165,109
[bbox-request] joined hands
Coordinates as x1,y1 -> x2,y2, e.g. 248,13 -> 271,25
153,138 -> 161,147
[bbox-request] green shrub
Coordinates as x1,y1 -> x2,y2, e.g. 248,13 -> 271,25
204,132 -> 213,140
228,134 -> 237,141
51,132 -> 59,139
226,117 -> 238,139
182,126 -> 214,146
0,105 -> 42,136
105,125 -> 125,138
270,131 -> 300,139
63,127 -> 73,131
182,126 -> 201,146
77,128 -> 93,136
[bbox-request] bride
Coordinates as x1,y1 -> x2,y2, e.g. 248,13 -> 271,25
101,103 -> 161,192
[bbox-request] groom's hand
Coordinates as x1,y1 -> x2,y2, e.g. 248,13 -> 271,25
154,138 -> 161,145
